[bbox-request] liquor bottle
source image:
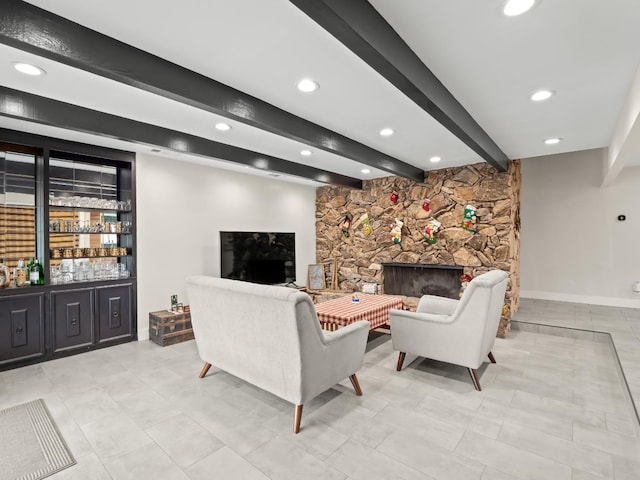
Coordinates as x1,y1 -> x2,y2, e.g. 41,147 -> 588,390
29,259 -> 44,285
36,259 -> 45,285
27,258 -> 36,284
15,258 -> 29,286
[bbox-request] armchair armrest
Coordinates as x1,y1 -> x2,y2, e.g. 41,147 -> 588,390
416,295 -> 459,315
322,320 -> 370,346
301,320 -> 370,403
389,309 -> 453,325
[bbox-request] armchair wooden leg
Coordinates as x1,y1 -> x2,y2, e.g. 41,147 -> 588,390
294,405 -> 303,434
199,362 -> 212,378
349,374 -> 363,396
488,351 -> 496,363
467,368 -> 481,391
396,352 -> 406,371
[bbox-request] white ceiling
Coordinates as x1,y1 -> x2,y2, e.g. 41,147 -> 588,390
2,0 -> 640,183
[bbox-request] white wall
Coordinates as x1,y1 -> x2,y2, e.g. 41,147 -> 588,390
135,154 -> 317,339
521,148 -> 640,307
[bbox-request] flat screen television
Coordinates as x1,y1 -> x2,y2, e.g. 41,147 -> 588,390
220,231 -> 296,285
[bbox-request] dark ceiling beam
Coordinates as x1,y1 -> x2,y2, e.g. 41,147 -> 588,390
0,0 -> 423,183
0,87 -> 362,189
290,0 -> 510,173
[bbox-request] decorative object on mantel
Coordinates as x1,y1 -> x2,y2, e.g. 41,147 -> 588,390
422,198 -> 431,212
362,282 -> 378,294
341,212 -> 353,238
423,218 -> 441,244
462,205 -> 478,232
459,273 -> 473,297
330,258 -> 339,290
390,190 -> 399,204
389,218 -> 403,244
308,264 -> 326,290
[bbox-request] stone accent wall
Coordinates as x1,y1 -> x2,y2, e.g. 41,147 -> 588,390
315,161 -> 521,337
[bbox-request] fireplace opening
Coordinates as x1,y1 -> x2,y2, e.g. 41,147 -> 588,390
382,263 -> 463,299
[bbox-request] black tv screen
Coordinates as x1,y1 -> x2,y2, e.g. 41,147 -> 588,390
220,232 -> 296,285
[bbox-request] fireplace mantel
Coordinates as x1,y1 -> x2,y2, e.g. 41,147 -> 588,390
381,263 -> 462,270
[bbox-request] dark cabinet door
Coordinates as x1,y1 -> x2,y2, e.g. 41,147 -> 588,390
51,288 -> 94,352
0,293 -> 45,366
97,283 -> 133,342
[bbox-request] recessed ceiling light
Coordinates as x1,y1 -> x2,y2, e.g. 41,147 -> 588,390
361,168 -> 371,174
531,89 -> 554,102
379,128 -> 394,137
254,158 -> 268,169
430,156 -> 441,163
215,122 -> 231,131
297,78 -> 319,93
544,137 -> 561,145
13,62 -> 46,76
503,0 -> 535,16
300,149 -> 312,156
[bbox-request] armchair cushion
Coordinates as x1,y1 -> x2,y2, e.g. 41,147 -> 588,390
416,295 -> 459,315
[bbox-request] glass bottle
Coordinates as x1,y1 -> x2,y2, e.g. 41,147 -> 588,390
28,258 -> 38,284
15,258 -> 29,286
30,259 -> 44,285
37,259 -> 45,285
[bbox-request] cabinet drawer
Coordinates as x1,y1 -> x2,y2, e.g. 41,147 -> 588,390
0,293 -> 45,365
97,284 -> 133,342
51,288 -> 94,352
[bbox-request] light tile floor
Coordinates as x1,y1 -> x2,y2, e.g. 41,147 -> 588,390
1,298 -> 639,480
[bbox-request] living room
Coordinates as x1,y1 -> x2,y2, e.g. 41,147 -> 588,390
2,1 -> 640,479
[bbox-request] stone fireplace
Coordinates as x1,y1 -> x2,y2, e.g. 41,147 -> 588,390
315,161 -> 520,337
382,263 -> 463,299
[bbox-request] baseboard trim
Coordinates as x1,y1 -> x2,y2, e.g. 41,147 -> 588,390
137,328 -> 149,341
520,290 -> 640,309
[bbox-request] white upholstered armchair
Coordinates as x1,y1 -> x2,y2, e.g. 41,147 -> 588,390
389,269 -> 509,391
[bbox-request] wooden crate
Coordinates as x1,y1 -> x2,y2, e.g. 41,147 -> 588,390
149,309 -> 194,347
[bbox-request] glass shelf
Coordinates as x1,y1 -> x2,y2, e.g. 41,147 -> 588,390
48,206 -> 132,213
48,231 -> 132,235
3,204 -> 37,210
50,255 -> 130,260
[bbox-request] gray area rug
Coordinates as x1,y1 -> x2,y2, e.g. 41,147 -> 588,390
0,399 -> 75,480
